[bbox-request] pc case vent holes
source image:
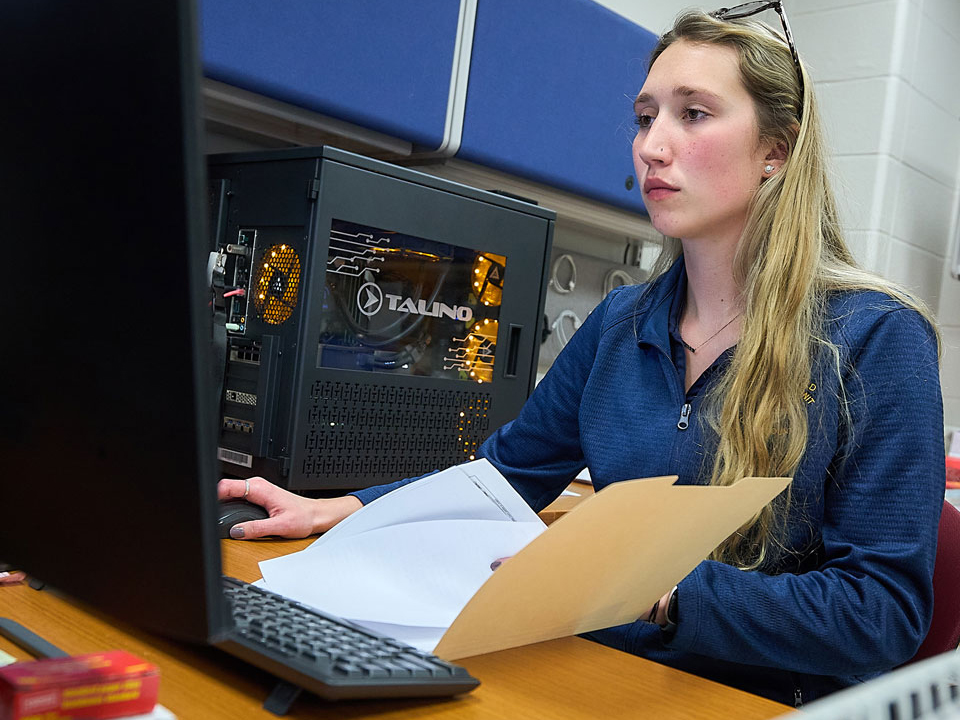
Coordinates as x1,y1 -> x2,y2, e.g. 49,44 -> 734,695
301,381 -> 492,482
253,244 -> 301,325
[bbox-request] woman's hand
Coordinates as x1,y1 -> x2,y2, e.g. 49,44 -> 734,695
217,476 -> 362,540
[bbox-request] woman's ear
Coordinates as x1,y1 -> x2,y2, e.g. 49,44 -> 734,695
762,140 -> 789,177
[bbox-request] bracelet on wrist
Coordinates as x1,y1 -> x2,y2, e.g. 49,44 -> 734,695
662,586 -> 679,633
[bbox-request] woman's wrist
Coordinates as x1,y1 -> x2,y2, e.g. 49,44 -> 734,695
312,494 -> 362,534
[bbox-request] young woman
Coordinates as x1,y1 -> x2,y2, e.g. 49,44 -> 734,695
219,5 -> 945,706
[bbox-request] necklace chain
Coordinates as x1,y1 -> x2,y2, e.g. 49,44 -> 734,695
679,310 -> 743,354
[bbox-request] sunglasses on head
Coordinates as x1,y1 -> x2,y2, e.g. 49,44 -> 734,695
710,1 -> 804,119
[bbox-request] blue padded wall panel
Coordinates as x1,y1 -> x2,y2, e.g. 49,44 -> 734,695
200,0 -> 459,148
459,0 -> 657,214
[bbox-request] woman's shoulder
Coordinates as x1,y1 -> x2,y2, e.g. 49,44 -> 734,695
826,287 -> 903,320
600,263 -> 684,329
599,281 -> 666,330
824,288 -> 936,348
604,281 -> 649,309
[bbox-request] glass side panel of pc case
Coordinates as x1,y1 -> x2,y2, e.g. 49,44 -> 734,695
319,218 -> 507,386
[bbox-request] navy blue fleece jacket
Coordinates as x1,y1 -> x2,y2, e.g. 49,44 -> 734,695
352,258 -> 945,706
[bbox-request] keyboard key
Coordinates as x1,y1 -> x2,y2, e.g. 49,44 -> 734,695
393,659 -> 432,678
334,662 -> 363,678
360,663 -> 390,678
398,654 -> 444,677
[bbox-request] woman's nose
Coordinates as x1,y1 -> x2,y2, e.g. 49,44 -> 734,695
634,122 -> 671,167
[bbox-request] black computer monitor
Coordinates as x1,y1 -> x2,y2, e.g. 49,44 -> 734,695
0,0 -> 554,650
0,0 -> 229,643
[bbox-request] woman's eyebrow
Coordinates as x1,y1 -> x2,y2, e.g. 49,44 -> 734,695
675,85 -> 723,102
634,85 -> 723,109
634,92 -> 654,109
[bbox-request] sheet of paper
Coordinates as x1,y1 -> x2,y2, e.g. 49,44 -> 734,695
434,475 -> 791,659
304,459 -> 542,552
260,518 -> 545,627
349,620 -> 446,654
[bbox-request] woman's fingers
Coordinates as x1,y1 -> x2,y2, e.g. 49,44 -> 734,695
217,477 -> 250,501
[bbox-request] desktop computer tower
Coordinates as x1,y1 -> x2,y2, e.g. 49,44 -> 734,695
207,147 -> 554,491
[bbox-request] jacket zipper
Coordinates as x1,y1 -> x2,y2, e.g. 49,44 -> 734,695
794,687 -> 802,708
677,402 -> 691,430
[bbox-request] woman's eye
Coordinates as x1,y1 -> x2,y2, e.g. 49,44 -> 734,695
682,108 -> 708,122
634,114 -> 654,129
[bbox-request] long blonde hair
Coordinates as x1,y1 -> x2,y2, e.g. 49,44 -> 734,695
644,11 -> 939,569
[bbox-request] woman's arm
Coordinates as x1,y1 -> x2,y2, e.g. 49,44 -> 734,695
475,288 -> 625,511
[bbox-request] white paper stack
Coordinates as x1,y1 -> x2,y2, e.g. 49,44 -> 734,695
258,459 -> 545,651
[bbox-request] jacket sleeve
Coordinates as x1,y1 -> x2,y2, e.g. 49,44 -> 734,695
667,307 -> 944,675
477,289 -> 618,511
350,288 -> 618,508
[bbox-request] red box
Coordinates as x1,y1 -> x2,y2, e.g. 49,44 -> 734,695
0,650 -> 158,720
946,455 -> 960,489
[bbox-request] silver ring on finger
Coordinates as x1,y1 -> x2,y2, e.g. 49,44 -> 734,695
243,479 -> 250,499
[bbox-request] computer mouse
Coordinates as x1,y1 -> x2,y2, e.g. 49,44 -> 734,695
217,499 -> 270,539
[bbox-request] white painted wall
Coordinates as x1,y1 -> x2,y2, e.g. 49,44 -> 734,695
913,0 -> 960,426
595,0 -> 696,35
596,0 -> 960,427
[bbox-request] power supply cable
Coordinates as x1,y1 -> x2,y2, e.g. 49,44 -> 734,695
603,269 -> 636,296
549,254 -> 577,294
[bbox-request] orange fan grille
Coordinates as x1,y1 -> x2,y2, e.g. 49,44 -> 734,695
253,244 -> 301,325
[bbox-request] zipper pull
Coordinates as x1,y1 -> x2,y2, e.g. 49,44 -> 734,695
677,403 -> 691,430
794,688 -> 803,708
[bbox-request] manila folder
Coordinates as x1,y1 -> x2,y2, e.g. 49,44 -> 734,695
434,475 -> 791,660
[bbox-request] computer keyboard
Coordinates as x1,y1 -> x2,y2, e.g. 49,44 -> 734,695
219,577 -> 480,701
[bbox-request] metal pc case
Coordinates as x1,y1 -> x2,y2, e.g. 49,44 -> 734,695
208,147 -> 554,491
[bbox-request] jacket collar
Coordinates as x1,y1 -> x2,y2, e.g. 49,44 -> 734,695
635,256 -> 686,355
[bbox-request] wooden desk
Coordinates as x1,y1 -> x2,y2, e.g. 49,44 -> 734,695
538,480 -> 594,525
0,538 -> 790,720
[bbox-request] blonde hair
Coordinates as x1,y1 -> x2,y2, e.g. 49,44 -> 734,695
644,11 -> 939,569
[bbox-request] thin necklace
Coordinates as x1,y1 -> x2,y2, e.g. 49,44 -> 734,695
679,310 -> 743,353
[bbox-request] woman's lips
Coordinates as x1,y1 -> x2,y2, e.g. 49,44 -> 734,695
645,187 -> 679,201
643,178 -> 679,201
